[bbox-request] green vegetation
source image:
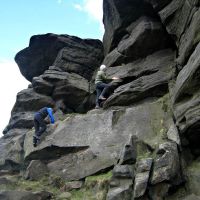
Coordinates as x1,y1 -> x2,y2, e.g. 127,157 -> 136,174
0,171 -> 112,200
0,174 -> 67,199
136,141 -> 152,160
70,171 -> 112,200
158,93 -> 173,115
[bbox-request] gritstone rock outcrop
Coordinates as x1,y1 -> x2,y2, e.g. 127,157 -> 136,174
1,0 -> 200,199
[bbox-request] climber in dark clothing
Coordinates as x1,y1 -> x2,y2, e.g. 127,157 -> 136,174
95,64 -> 119,109
95,65 -> 110,108
33,107 -> 55,147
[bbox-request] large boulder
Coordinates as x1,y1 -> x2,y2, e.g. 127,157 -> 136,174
23,99 -> 174,181
5,112 -> 34,131
11,88 -> 55,113
53,41 -> 104,80
15,33 -> 103,81
32,68 -> 91,112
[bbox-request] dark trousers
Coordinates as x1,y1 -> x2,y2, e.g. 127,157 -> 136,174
34,114 -> 47,137
96,82 -> 110,107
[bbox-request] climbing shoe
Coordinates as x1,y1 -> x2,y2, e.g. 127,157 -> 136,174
33,136 -> 40,147
99,96 -> 106,100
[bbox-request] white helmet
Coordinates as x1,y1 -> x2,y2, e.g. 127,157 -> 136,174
100,64 -> 106,71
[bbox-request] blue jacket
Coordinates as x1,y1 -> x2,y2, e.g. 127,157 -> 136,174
47,108 -> 55,124
35,107 -> 55,124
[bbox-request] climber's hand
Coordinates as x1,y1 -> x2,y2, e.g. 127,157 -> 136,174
45,118 -> 50,124
112,76 -> 119,80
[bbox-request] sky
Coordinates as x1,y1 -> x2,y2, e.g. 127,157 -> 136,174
0,0 -> 103,135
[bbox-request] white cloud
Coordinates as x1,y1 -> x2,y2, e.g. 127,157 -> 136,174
0,59 -> 29,135
57,0 -> 62,4
73,0 -> 104,32
74,4 -> 83,11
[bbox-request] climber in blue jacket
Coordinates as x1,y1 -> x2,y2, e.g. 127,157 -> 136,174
33,107 -> 55,147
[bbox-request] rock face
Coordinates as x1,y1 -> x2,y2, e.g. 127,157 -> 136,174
1,0 -> 200,199
15,33 -> 103,81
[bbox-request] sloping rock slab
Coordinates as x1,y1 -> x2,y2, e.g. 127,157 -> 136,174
24,100 -> 173,180
105,49 -> 175,81
104,49 -> 175,108
104,70 -> 172,108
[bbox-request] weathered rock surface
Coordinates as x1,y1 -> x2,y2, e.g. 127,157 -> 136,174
44,70 -> 90,110
151,142 -> 181,185
177,8 -> 200,65
112,165 -> 134,179
23,100 -> 172,181
15,33 -> 103,81
171,42 -> 200,154
106,181 -> 133,200
24,160 -> 48,180
0,190 -> 52,200
103,17 -> 172,67
53,42 -> 104,80
186,160 -> 200,196
133,158 -> 153,198
0,132 -> 25,171
11,88 -> 55,113
182,194 -> 200,200
103,0 -> 157,54
2,0 -> 200,199
105,49 -> 175,80
104,49 -> 175,107
118,135 -> 136,165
